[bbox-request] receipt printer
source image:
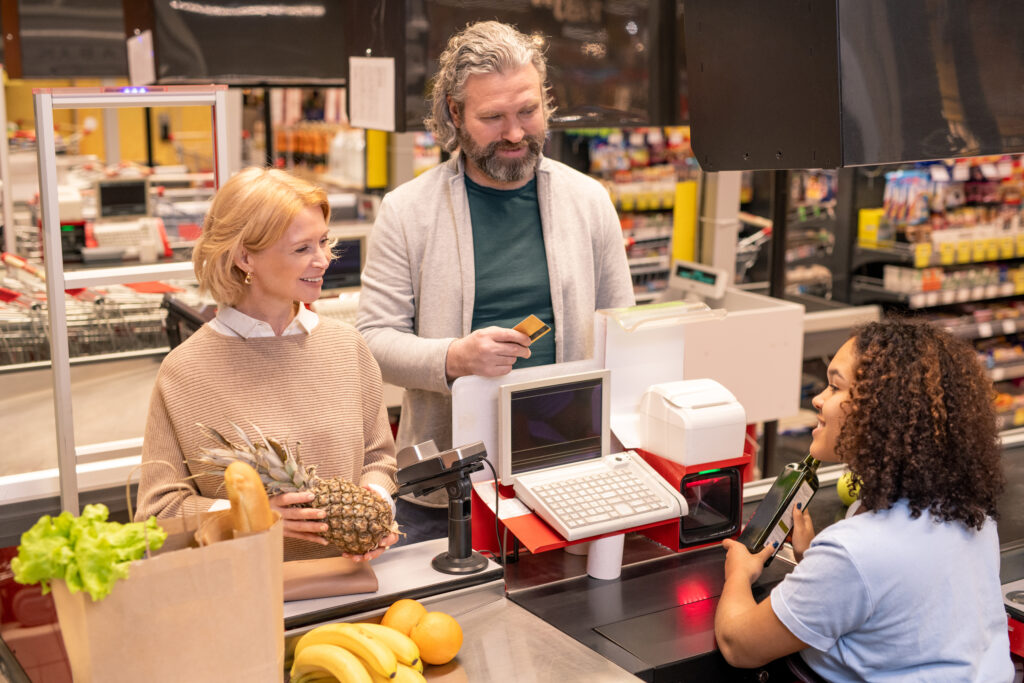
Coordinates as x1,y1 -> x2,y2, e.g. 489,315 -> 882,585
639,379 -> 746,467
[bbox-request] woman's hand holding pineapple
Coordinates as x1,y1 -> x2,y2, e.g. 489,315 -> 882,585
271,491 -> 335,545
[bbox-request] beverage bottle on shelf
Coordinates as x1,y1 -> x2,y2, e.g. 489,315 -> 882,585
737,453 -> 820,566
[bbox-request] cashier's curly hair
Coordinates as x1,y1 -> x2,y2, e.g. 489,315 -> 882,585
192,167 -> 330,306
838,319 -> 1003,529
426,20 -> 555,153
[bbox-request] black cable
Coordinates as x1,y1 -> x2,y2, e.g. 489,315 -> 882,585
479,458 -> 506,566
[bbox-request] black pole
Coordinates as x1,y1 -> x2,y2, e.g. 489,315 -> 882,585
144,108 -> 154,167
769,170 -> 789,298
262,90 -> 274,166
761,169 -> 791,477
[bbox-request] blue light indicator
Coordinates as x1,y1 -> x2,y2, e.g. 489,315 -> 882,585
120,86 -> 149,94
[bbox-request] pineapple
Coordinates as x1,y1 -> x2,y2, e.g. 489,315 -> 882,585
192,423 -> 396,555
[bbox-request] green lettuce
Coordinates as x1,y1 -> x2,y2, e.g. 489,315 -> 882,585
11,503 -> 167,601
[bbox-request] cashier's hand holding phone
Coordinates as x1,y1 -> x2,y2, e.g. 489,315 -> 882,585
269,491 -> 399,562
445,326 -> 532,381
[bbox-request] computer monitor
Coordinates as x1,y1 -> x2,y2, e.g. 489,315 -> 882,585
498,369 -> 610,486
95,178 -> 151,220
323,224 -> 369,292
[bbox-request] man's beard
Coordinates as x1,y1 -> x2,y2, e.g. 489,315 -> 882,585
457,127 -> 545,184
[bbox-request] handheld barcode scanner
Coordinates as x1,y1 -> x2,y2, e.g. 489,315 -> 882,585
396,440 -> 489,575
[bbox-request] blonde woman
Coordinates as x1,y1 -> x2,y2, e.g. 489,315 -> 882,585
136,167 -> 398,561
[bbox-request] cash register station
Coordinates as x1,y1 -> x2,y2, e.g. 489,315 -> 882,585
82,177 -> 171,262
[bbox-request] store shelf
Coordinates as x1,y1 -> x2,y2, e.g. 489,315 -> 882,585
998,409 -> 1024,433
63,261 -> 195,288
989,361 -> 1024,382
939,317 -> 1024,340
856,240 -> 1024,271
627,255 -> 671,274
850,276 -> 1017,308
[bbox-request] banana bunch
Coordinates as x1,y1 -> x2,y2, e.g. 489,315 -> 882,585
289,622 -> 426,683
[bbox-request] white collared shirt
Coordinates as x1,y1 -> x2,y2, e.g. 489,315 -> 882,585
209,304 -> 320,338
205,303 -> 395,519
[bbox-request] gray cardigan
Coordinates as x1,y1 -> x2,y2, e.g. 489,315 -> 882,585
357,154 -> 635,467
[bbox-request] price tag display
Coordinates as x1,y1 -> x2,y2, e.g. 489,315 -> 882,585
913,243 -> 932,268
977,322 -> 994,339
1003,320 -> 1017,336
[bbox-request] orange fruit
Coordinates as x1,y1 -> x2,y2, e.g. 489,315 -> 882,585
409,611 -> 463,666
381,598 -> 428,636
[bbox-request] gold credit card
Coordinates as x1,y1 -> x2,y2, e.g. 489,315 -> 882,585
513,314 -> 551,345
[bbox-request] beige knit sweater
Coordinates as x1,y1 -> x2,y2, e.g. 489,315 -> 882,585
134,318 -> 398,560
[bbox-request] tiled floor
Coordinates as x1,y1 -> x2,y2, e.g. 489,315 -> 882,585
0,355 -> 162,477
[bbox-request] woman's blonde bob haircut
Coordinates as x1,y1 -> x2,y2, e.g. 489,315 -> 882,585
192,167 -> 329,306
425,20 -> 554,154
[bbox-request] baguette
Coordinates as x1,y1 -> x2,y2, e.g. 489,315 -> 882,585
224,461 -> 276,533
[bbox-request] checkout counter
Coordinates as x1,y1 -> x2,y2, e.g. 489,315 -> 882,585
0,291 -> 1020,681
0,450 -> 1020,682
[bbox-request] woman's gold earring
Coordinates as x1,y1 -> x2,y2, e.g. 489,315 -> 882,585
244,271 -> 253,285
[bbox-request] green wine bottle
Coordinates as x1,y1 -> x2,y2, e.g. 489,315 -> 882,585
737,454 -> 820,564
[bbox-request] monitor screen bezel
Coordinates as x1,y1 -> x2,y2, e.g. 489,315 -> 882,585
497,368 -> 611,487
95,178 -> 151,220
322,223 -> 370,294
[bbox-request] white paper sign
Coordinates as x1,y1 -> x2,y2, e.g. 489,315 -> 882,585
348,57 -> 396,131
126,31 -> 155,86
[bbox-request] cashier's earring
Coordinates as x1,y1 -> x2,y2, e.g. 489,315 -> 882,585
244,271 -> 253,285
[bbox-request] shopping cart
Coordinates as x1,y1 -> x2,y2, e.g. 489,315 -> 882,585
1,254 -> 170,367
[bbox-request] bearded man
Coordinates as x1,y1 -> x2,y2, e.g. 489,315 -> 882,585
357,21 -> 634,543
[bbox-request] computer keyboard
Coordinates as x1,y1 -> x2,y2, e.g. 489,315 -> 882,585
532,468 -> 672,535
313,292 -> 360,326
510,451 -> 687,541
91,218 -> 162,260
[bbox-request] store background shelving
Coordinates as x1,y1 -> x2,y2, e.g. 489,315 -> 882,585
558,127 -> 700,304
830,156 -> 1024,438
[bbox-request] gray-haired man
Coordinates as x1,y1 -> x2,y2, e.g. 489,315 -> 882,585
357,21 -> 634,543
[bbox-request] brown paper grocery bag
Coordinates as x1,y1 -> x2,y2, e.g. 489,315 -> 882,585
51,511 -> 284,683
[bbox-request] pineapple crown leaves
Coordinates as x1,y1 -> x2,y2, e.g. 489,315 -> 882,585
192,422 -> 311,493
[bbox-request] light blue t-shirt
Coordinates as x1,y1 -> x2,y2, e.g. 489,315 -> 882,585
771,500 -> 1013,682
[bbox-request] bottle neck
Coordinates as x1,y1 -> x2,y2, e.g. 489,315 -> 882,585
801,453 -> 821,471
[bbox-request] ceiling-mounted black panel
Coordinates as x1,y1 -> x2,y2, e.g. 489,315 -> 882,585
346,0 -> 677,133
684,0 -> 1024,171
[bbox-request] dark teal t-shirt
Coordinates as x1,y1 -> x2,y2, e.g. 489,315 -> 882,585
465,174 -> 555,368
